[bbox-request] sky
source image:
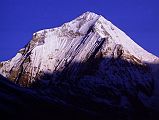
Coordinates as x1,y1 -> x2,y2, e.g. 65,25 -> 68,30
0,0 -> 158,61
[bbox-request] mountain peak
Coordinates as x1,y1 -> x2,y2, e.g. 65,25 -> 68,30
0,12 -> 159,87
33,11 -> 100,37
80,11 -> 99,17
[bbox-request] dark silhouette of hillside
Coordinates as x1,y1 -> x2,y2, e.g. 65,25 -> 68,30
0,57 -> 159,120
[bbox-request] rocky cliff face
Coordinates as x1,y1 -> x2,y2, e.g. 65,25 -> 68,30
0,12 -> 159,119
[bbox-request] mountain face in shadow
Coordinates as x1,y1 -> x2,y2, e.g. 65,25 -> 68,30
0,12 -> 159,120
0,74 -> 100,120
0,60 -> 159,120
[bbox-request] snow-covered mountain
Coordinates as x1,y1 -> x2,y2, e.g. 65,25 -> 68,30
0,12 -> 159,119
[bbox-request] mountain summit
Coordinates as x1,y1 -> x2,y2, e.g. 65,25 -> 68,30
0,12 -> 159,119
0,12 -> 158,85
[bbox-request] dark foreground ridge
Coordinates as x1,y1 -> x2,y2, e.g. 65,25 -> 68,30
0,57 -> 159,120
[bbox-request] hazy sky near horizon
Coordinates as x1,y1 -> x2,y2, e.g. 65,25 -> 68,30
0,0 -> 158,61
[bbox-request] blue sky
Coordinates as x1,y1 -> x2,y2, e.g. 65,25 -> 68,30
0,0 -> 158,61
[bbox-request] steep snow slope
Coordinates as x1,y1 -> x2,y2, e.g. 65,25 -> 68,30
0,12 -> 159,114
